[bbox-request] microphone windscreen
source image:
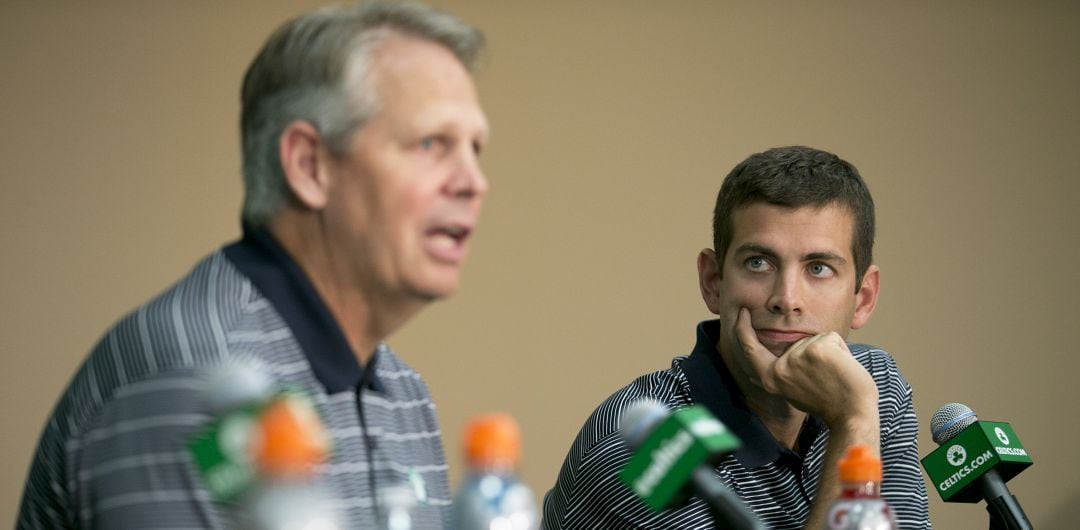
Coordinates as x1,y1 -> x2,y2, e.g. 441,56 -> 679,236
619,399 -> 668,450
205,357 -> 275,414
930,402 -> 978,445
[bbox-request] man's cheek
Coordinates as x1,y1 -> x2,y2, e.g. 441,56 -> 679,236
722,295 -> 755,320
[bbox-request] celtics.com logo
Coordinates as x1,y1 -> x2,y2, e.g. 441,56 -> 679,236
947,445 -> 967,467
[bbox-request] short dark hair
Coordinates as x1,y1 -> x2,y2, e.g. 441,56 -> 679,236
712,146 -> 875,291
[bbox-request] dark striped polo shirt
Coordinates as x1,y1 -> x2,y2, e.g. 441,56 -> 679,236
18,228 -> 452,528
541,320 -> 931,529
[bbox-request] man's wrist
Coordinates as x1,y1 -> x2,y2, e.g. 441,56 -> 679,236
828,406 -> 880,442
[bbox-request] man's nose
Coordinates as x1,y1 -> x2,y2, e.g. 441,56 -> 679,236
446,148 -> 488,199
767,271 -> 803,315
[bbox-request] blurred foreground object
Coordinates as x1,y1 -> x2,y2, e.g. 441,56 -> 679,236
452,413 -> 538,530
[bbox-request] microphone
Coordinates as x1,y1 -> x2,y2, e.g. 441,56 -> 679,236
921,403 -> 1033,530
187,359 -> 341,530
618,400 -> 764,530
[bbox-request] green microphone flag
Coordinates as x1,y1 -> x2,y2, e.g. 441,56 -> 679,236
619,405 -> 740,511
921,420 -> 1032,502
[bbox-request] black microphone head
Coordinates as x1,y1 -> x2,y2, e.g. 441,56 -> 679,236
619,399 -> 669,450
931,403 -> 978,445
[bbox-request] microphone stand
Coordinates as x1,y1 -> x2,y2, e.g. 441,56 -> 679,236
690,467 -> 764,530
980,469 -> 1032,530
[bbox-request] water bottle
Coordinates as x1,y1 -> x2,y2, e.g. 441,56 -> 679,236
193,359 -> 341,530
380,484 -> 418,530
452,413 -> 538,530
825,445 -> 897,530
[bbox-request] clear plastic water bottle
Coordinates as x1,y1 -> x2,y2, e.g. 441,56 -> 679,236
196,359 -> 341,530
381,484 -> 417,530
452,413 -> 538,530
825,445 -> 897,530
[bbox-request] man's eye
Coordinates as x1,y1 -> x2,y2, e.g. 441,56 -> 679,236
419,135 -> 451,152
746,257 -> 770,271
809,263 -> 835,278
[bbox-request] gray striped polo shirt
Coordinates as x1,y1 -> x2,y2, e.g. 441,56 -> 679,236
541,320 -> 931,529
19,228 -> 452,528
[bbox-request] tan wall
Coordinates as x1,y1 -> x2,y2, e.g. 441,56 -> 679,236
3,1 -> 1078,527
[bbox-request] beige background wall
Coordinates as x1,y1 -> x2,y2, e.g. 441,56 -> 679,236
3,1 -> 1078,528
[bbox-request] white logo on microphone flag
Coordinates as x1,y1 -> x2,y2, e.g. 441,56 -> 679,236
995,427 -> 1010,445
946,445 -> 967,467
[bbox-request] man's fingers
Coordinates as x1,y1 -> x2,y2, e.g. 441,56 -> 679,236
787,332 -> 846,369
783,333 -> 827,363
733,307 -> 760,351
734,307 -> 775,380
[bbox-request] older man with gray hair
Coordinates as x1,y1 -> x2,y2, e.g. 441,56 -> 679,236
18,2 -> 489,528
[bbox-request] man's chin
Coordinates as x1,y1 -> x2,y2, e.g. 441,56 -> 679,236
764,345 -> 790,358
763,343 -> 792,358
407,276 -> 460,302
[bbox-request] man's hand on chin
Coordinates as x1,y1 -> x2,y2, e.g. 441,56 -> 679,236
736,307 -> 883,529
734,307 -> 878,430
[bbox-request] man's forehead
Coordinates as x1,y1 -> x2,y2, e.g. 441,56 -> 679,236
732,200 -> 855,225
729,202 -> 856,255
366,32 -> 468,86
347,31 -> 487,139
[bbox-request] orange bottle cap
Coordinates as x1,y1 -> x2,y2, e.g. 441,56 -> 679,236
251,394 -> 330,477
838,444 -> 883,483
463,413 -> 522,469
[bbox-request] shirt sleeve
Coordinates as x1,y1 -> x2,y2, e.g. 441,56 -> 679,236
19,370 -> 233,529
541,416 -> 640,529
541,396 -> 715,529
874,351 -> 933,529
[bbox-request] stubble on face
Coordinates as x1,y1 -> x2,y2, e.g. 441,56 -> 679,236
714,203 -> 861,365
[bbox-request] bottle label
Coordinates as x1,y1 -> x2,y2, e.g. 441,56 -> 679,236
826,499 -> 895,530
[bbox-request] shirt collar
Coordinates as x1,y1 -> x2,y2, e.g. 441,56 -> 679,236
681,320 -> 823,469
222,225 -> 383,395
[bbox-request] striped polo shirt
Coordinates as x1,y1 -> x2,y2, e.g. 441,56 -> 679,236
18,228 -> 451,528
541,320 -> 931,529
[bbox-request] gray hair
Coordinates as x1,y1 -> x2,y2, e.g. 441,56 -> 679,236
240,1 -> 485,227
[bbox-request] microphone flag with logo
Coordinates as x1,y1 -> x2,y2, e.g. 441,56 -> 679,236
921,403 -> 1032,503
618,402 -> 740,511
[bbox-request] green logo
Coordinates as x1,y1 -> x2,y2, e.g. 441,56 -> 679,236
188,406 -> 260,501
995,427 -> 1010,445
946,445 -> 967,466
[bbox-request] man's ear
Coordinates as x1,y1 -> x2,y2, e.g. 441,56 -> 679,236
279,120 -> 331,210
697,248 -> 723,315
851,264 -> 880,330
